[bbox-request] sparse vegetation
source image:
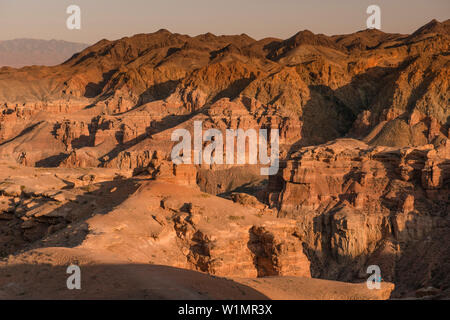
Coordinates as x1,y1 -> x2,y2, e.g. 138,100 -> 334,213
199,193 -> 211,198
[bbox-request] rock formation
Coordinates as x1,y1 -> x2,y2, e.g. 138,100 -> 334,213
0,19 -> 449,299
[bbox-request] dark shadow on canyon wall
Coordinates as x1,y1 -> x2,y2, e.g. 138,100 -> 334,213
274,144 -> 449,299
296,203 -> 450,299
285,62 -> 425,159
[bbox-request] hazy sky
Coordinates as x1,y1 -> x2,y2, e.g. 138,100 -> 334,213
0,0 -> 449,44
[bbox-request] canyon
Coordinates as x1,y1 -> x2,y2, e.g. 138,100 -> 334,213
0,19 -> 448,299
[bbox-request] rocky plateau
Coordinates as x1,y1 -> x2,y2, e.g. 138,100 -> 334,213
0,19 -> 449,300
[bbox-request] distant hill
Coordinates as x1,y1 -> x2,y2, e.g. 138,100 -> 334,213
0,39 -> 89,68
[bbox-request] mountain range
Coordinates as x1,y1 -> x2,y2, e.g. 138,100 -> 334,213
0,39 -> 89,68
0,19 -> 448,300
